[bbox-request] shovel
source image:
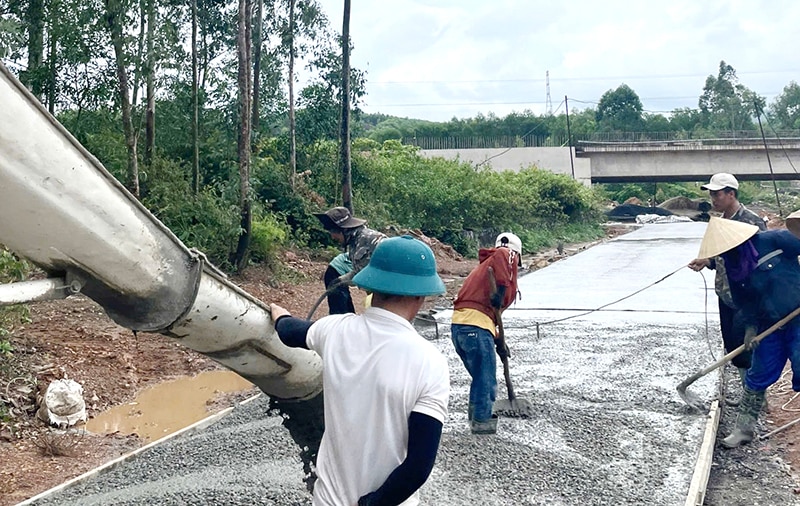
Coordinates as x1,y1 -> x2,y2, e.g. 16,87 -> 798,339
677,305 -> 800,411
488,267 -> 535,418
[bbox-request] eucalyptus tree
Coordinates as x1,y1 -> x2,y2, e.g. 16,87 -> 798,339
292,30 -> 364,139
0,4 -> 25,59
339,0 -> 351,211
247,0 -> 329,181
698,60 -> 765,134
668,107 -> 702,135
191,0 -> 198,192
285,0 -> 295,179
143,0 -> 155,164
24,0 -> 45,98
104,0 -> 139,196
232,0 -> 252,271
768,81 -> 800,131
251,0 -> 263,145
595,84 -> 645,133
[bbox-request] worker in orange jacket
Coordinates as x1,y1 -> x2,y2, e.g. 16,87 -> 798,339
451,232 -> 521,434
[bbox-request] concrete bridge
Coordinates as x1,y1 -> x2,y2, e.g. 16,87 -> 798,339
418,137 -> 800,185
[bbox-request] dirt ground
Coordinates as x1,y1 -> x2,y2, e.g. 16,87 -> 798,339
1,223 -> 800,505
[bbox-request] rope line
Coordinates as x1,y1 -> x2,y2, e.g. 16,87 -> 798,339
699,270 -> 718,362
528,264 -> 686,326
768,369 -> 800,413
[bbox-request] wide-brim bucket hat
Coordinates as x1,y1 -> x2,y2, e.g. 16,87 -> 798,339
314,206 -> 366,230
787,209 -> 800,238
353,235 -> 446,296
697,216 -> 759,259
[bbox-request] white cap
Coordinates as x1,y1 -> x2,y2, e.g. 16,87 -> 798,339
701,173 -> 739,191
495,232 -> 522,255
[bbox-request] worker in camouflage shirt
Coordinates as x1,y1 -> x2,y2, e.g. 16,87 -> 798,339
689,173 -> 767,403
314,207 -> 386,314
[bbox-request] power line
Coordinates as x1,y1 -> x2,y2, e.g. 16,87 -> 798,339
369,92 -> 784,109
369,69 -> 800,86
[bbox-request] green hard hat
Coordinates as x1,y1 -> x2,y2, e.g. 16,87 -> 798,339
353,235 -> 446,296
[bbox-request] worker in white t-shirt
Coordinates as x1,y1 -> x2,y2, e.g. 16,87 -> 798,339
270,235 -> 450,506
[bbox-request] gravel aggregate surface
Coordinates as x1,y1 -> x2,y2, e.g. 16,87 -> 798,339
27,223 -> 800,505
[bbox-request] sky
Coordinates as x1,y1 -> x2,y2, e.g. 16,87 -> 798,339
312,0 -> 800,122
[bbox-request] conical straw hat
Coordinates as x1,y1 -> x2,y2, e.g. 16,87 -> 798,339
786,209 -> 800,238
697,216 -> 759,259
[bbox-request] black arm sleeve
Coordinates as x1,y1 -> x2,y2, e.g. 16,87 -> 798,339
490,285 -> 507,309
274,315 -> 313,349
357,412 -> 443,506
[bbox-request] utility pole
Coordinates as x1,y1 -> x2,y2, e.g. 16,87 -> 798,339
546,71 -> 553,116
565,95 -> 575,179
755,100 -> 783,216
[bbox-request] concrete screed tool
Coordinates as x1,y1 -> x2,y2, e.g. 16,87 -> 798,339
677,305 -> 800,411
488,267 -> 534,418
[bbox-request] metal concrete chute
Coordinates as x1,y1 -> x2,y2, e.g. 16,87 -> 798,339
0,62 -> 322,401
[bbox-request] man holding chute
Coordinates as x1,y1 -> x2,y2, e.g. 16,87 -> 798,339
270,235 -> 449,505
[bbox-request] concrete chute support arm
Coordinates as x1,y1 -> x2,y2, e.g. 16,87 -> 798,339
0,63 -> 322,401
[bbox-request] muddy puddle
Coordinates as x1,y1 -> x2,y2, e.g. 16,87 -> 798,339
85,370 -> 255,441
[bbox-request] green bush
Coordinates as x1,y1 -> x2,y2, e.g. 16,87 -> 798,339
141,157 -> 240,269
0,247 -> 31,344
296,140 -> 605,256
249,212 -> 290,266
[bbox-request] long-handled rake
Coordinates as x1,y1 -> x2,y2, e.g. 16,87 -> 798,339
677,306 -> 800,411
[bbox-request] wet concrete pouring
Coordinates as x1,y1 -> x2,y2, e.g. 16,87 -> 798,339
28,223 -> 800,505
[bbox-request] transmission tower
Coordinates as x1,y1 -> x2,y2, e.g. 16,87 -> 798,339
545,71 -> 553,115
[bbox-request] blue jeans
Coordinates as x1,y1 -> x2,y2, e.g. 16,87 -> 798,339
745,324 -> 800,391
451,324 -> 497,422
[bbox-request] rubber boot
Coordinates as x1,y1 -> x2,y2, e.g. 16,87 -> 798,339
725,368 -> 748,407
471,415 -> 498,435
736,368 -> 767,412
721,387 -> 765,449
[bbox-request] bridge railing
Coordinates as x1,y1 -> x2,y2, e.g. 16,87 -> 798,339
404,134 -> 570,150
576,130 -> 800,143
403,130 -> 800,150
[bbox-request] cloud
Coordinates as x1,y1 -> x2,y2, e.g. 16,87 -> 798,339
315,0 -> 800,121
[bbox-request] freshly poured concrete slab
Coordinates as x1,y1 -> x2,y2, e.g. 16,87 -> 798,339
29,222 -> 722,506
424,222 -> 720,504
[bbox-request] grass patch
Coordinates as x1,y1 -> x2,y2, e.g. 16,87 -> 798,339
518,222 -> 606,253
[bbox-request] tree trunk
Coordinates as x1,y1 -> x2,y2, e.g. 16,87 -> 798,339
288,0 -> 297,187
25,0 -> 45,99
106,0 -> 140,198
191,0 -> 200,194
251,0 -> 263,149
46,2 -> 57,114
232,0 -> 252,272
132,0 -> 145,107
144,0 -> 156,164
339,0 -> 352,212
200,20 -> 208,90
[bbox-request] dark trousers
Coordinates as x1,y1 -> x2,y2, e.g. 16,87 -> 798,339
324,265 -> 355,315
719,299 -> 752,369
